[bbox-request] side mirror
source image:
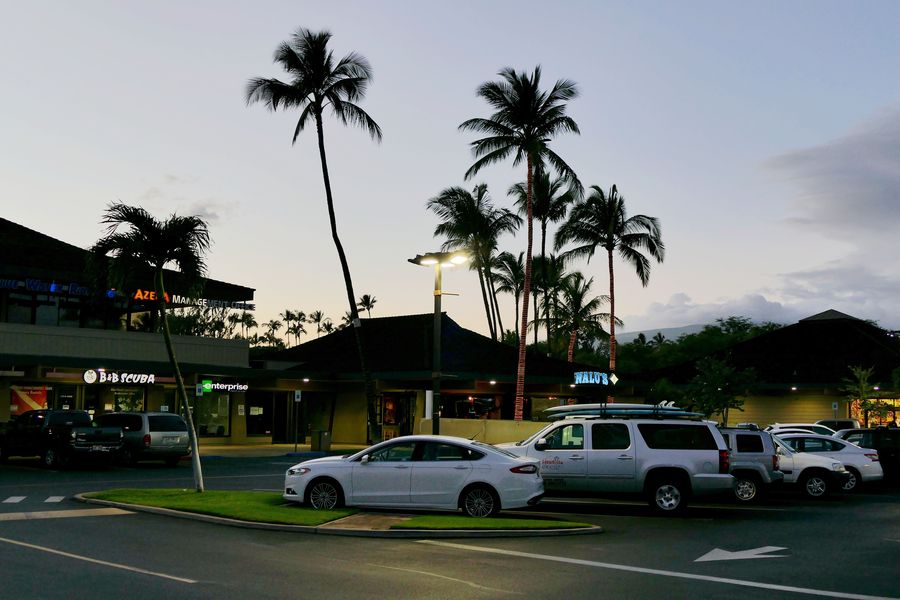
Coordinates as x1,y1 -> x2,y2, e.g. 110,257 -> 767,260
535,438 -> 549,451
360,454 -> 370,464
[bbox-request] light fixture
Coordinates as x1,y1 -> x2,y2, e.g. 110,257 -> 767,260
303,378 -> 310,383
489,380 -> 496,385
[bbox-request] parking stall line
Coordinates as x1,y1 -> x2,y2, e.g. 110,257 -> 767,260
45,496 -> 65,503
419,541 -> 898,600
3,496 -> 26,503
0,536 -> 197,584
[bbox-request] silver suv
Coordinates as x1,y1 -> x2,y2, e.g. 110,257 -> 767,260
96,412 -> 190,467
719,427 -> 784,502
498,414 -> 734,513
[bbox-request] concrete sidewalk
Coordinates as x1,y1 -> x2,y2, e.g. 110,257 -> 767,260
197,443 -> 365,459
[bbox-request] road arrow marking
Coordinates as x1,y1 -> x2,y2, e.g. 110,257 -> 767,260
695,546 -> 788,562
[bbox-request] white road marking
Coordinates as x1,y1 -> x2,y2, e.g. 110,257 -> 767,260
419,540 -> 898,600
45,496 -> 65,503
0,508 -> 133,522
0,536 -> 197,583
696,546 -> 789,562
371,563 -> 521,595
3,496 -> 26,503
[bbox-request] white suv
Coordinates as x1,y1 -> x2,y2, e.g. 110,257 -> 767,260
498,415 -> 734,513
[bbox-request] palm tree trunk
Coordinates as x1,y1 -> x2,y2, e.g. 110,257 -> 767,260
513,292 -> 521,340
567,329 -> 578,362
477,265 -> 496,340
541,221 -> 549,353
487,269 -> 504,337
607,248 -> 616,403
314,113 -> 376,432
156,270 -> 204,492
515,156 -> 534,421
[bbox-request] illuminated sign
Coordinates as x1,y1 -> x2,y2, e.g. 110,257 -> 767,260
83,369 -> 156,385
574,371 -> 610,385
131,289 -> 254,311
202,379 -> 248,393
0,278 -> 89,296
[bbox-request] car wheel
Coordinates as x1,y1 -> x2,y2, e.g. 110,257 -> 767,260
842,468 -> 860,492
801,471 -> 829,498
733,475 -> 761,503
42,448 -> 57,468
648,477 -> 689,513
461,485 -> 500,517
306,479 -> 344,510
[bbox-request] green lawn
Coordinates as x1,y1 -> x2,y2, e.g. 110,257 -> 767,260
85,489 -> 593,531
85,489 -> 354,526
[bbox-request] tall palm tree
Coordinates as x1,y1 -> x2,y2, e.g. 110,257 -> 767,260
532,254 -> 568,357
554,272 -> 608,362
427,184 -> 520,340
556,184 -> 665,387
357,294 -> 377,318
91,203 -> 209,492
264,319 -> 283,341
287,320 -> 307,345
510,169 -> 579,345
493,251 -> 524,340
280,309 -> 297,345
247,27 -> 382,420
461,66 -> 580,420
240,311 -> 258,339
309,310 -> 325,337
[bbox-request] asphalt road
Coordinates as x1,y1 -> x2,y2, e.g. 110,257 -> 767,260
1,457 -> 898,600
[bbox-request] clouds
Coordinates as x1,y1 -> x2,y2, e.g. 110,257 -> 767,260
137,174 -> 231,223
766,106 -> 900,244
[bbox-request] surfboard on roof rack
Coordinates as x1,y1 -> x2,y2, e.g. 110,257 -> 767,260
543,402 -> 702,420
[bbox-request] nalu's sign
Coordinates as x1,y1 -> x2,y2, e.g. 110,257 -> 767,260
83,369 -> 156,385
574,371 -> 610,385
202,380 -> 249,393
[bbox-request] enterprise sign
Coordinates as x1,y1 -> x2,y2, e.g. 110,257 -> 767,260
83,369 -> 156,385
202,380 -> 249,393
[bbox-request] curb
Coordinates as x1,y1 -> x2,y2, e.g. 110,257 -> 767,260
74,494 -> 603,539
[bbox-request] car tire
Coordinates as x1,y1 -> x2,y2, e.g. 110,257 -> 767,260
842,468 -> 860,492
733,474 -> 762,503
801,471 -> 829,498
460,485 -> 500,518
647,476 -> 689,513
305,478 -> 344,510
41,448 -> 57,469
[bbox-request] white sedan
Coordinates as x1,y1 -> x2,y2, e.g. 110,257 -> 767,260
776,433 -> 884,491
283,434 -> 544,517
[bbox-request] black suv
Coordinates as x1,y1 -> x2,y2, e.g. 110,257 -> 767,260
719,427 -> 784,502
834,427 -> 900,482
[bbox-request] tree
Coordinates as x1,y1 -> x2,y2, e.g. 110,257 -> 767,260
510,169 -> 578,346
493,251 -> 524,340
553,272 -> 608,362
357,294 -> 377,318
688,357 -> 756,424
841,365 -> 887,427
461,66 -> 581,420
91,203 -> 209,492
309,310 -> 326,337
556,184 -> 664,396
247,27 -> 381,427
427,184 -> 520,339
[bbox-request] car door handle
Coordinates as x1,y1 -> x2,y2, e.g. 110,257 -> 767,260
394,465 -> 410,469
569,455 -> 585,460
453,465 -> 469,470
617,455 -> 634,460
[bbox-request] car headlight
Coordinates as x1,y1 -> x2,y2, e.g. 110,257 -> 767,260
832,463 -> 845,472
287,466 -> 310,476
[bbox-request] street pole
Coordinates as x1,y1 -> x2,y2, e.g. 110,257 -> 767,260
432,262 -> 442,435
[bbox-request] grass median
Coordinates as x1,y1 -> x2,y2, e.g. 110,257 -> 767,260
85,489 -> 593,530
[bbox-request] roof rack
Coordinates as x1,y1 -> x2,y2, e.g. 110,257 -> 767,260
543,402 -> 704,421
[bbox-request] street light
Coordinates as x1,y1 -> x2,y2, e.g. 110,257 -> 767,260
408,250 -> 469,435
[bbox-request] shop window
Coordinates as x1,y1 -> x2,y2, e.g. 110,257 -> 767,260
196,394 -> 230,436
246,394 -> 273,436
35,294 -> 58,326
7,293 -> 33,324
113,388 -> 145,412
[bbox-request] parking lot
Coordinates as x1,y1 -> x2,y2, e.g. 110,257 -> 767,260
1,456 -> 898,599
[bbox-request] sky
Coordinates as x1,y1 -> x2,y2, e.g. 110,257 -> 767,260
2,1 -> 900,342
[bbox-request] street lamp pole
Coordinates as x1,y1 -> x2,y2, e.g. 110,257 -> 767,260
409,251 -> 468,436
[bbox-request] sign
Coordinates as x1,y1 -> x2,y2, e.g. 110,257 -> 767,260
83,370 -> 155,385
131,288 -> 255,311
196,383 -> 204,397
294,390 -> 302,403
202,380 -> 249,393
832,401 -> 839,411
160,405 -> 169,412
238,404 -> 245,416
10,386 -> 48,413
574,371 -> 610,385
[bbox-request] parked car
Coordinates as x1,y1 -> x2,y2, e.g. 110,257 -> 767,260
0,410 -> 123,468
283,435 -> 543,517
833,428 -> 900,482
817,419 -> 860,431
498,414 -> 734,513
96,412 -> 190,467
719,427 -> 784,502
776,433 -> 882,491
766,423 -> 836,436
771,435 -> 850,497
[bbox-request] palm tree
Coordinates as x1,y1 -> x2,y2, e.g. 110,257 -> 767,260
240,311 -> 258,339
556,184 -> 665,387
280,309 -> 297,345
287,320 -> 307,345
532,254 -> 568,357
91,203 -> 209,492
309,310 -> 325,337
264,319 -> 283,341
427,184 -> 520,340
460,66 -> 580,419
510,169 -> 579,346
493,251 -> 524,340
357,294 -> 377,318
247,27 -> 381,421
554,272 -> 608,362
321,319 -> 335,334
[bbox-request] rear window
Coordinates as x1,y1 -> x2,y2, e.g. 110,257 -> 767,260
638,424 -> 718,450
48,412 -> 91,427
736,434 -> 764,453
99,414 -> 144,432
149,415 -> 188,432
